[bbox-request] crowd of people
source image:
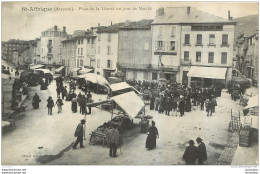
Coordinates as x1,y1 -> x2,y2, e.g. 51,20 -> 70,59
29,76 -> 217,163
31,76 -> 93,116
127,80 -> 221,117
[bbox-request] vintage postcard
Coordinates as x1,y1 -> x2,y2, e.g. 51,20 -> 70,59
1,1 -> 259,171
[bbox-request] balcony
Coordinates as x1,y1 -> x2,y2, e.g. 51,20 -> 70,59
220,44 -> 229,48
154,51 -> 177,56
180,59 -> 191,65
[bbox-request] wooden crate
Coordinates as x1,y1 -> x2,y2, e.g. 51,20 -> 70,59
239,129 -> 250,147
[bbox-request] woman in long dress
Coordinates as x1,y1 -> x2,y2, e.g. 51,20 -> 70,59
146,121 -> 159,149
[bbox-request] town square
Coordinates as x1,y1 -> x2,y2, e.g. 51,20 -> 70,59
1,2 -> 258,169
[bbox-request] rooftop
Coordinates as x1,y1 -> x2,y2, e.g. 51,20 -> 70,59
96,23 -> 125,33
62,32 -> 96,43
152,7 -> 236,25
44,26 -> 63,32
120,19 -> 154,30
4,39 -> 29,45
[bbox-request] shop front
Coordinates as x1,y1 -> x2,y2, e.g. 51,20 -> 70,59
187,66 -> 227,87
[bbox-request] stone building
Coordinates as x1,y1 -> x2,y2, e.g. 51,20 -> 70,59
235,32 -> 259,84
151,7 -> 236,87
95,23 -> 124,78
2,39 -> 29,64
40,25 -> 68,72
118,19 -> 153,81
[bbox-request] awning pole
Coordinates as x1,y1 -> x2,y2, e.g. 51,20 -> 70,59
144,105 -> 145,116
111,101 -> 113,120
84,113 -> 86,140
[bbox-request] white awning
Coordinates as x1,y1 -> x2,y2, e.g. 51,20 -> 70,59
79,68 -> 92,74
245,95 -> 259,109
55,66 -> 64,72
187,66 -> 227,79
35,69 -> 54,75
71,68 -> 81,72
30,64 -> 44,70
110,82 -> 141,94
111,91 -> 144,119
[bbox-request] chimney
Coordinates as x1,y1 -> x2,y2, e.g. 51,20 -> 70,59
63,26 -> 66,32
54,25 -> 57,31
156,7 -> 164,16
98,23 -> 100,27
111,21 -> 113,26
187,6 -> 191,14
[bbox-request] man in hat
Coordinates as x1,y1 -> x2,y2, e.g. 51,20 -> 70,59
196,137 -> 207,165
106,125 -> 120,157
72,119 -> 86,149
183,140 -> 198,165
46,96 -> 54,115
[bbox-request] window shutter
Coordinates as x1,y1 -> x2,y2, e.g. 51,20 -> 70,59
111,60 -> 113,69
155,42 -> 158,50
175,42 -> 178,51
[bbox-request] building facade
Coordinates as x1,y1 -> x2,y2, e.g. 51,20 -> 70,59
75,31 -> 97,69
40,26 -> 68,69
152,7 -> 236,86
2,39 -> 29,64
95,23 -> 123,78
235,32 -> 259,84
118,19 -> 153,81
61,37 -> 77,76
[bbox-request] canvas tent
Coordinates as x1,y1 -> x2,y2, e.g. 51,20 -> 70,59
110,82 -> 141,95
30,64 -> 44,70
245,94 -> 259,109
35,69 -> 54,75
111,91 -> 145,119
79,68 -> 93,74
83,73 -> 110,86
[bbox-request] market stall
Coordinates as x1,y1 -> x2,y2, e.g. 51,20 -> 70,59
78,73 -> 110,94
239,94 -> 259,147
109,82 -> 141,97
88,91 -> 147,146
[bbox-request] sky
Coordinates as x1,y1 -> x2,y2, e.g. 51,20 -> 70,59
1,2 -> 259,41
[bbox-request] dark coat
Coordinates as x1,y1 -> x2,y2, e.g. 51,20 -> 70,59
146,125 -> 158,149
197,142 -> 207,162
74,123 -> 84,138
172,100 -> 178,110
47,98 -> 54,108
179,100 -> 185,110
183,145 -> 198,165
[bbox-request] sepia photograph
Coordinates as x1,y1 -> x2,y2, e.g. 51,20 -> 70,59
1,1 -> 259,169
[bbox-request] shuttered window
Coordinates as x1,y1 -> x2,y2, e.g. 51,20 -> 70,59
208,52 -> 214,63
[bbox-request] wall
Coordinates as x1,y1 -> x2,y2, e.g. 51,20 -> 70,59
151,25 -> 181,67
181,25 -> 234,67
95,32 -> 118,76
118,29 -> 152,68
